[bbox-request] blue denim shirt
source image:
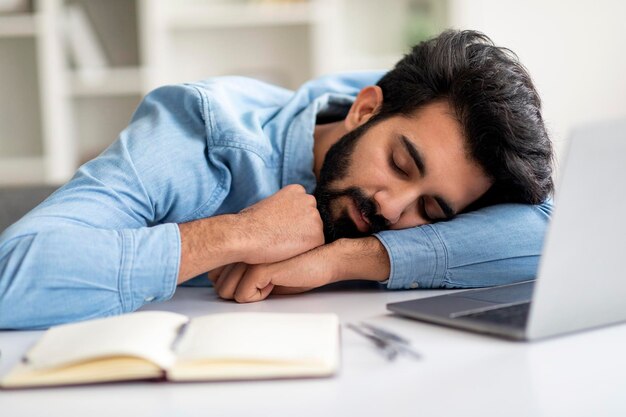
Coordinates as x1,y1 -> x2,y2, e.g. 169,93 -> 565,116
0,72 -> 552,329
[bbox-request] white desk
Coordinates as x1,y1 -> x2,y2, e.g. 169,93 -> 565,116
1,284 -> 625,417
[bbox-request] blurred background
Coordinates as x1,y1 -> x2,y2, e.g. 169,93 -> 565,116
0,0 -> 625,186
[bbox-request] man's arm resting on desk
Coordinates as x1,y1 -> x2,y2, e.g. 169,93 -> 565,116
178,184 -> 325,283
0,184 -> 324,330
212,237 -> 389,301
216,200 -> 553,302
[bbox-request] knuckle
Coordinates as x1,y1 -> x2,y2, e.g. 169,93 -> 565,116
306,197 -> 317,207
234,293 -> 251,303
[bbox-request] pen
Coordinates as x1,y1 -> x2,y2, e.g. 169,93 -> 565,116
359,322 -> 411,345
346,322 -> 422,361
346,323 -> 398,361
358,323 -> 422,360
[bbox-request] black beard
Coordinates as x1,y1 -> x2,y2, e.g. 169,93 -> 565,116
314,120 -> 390,242
315,186 -> 389,242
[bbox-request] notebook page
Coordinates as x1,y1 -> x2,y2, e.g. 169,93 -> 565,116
175,313 -> 339,364
25,311 -> 188,370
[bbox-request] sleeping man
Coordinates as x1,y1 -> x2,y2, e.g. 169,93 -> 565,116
0,30 -> 553,329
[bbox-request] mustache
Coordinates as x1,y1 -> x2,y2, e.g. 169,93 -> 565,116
317,186 -> 390,234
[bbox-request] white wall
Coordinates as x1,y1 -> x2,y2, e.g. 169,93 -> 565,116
449,0 -> 626,169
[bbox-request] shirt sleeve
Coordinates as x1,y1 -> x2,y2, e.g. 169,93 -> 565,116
374,200 -> 553,289
0,84 -> 222,329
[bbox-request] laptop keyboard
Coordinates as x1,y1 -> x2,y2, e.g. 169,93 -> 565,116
456,302 -> 531,328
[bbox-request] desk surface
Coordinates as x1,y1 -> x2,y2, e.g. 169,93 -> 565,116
1,284 -> 625,417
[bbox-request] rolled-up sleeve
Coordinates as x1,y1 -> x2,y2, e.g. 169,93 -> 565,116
375,200 -> 553,289
0,84 -> 219,329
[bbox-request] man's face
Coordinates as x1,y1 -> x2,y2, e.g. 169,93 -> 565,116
315,100 -> 493,242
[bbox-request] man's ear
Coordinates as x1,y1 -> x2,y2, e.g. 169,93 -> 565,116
344,86 -> 383,131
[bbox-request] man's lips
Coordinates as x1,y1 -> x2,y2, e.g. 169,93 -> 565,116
348,197 -> 370,233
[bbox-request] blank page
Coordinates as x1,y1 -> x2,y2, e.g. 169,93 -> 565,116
176,313 -> 339,365
25,311 -> 188,370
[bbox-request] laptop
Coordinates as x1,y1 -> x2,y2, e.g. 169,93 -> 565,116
387,119 -> 626,340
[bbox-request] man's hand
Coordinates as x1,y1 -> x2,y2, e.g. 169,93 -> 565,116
178,184 -> 324,284
211,255 -> 328,302
212,237 -> 391,303
236,184 -> 325,265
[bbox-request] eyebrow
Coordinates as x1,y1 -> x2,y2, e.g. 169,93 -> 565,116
398,134 -> 456,220
399,135 -> 426,177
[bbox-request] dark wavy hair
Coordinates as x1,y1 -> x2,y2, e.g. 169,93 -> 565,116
374,30 -> 554,206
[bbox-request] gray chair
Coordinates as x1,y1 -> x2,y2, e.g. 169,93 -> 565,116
0,185 -> 59,233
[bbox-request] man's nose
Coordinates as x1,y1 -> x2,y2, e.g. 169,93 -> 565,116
373,189 -> 418,226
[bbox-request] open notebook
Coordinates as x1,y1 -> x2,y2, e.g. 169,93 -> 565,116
1,311 -> 340,389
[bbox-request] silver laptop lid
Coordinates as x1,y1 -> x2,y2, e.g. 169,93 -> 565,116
527,119 -> 626,340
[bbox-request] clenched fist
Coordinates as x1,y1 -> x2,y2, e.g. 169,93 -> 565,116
235,184 -> 325,265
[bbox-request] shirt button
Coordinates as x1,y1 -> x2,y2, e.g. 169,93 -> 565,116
409,282 -> 419,289
144,296 -> 155,302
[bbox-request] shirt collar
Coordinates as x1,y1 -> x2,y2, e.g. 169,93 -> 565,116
281,93 -> 354,193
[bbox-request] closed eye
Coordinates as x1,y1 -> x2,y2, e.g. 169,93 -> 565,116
389,154 -> 408,177
420,196 -> 452,222
419,197 -> 433,222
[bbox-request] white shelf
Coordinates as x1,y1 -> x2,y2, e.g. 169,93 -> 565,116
166,1 -> 321,30
69,67 -> 145,97
0,0 -> 447,185
0,13 -> 37,37
0,156 -> 45,185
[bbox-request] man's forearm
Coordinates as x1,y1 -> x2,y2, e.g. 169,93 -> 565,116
375,201 -> 553,289
330,237 -> 390,282
178,214 -> 247,284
